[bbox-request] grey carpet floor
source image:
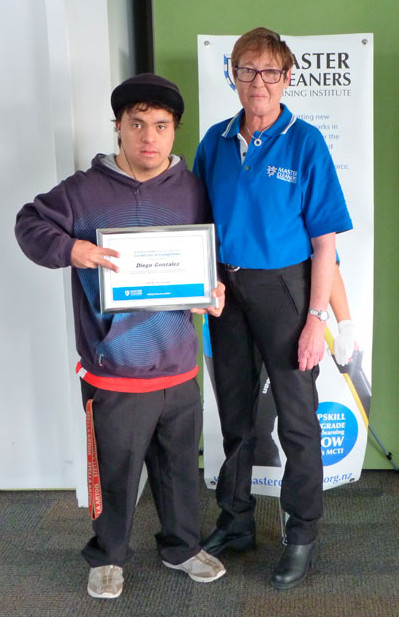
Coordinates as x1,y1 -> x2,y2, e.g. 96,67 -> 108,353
0,470 -> 398,617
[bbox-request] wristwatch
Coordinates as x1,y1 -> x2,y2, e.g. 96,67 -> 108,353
308,308 -> 329,322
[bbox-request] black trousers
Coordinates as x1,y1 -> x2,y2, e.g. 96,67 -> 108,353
208,260 -> 323,545
80,378 -> 203,567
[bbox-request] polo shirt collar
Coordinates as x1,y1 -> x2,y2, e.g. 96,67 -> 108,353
222,104 -> 296,139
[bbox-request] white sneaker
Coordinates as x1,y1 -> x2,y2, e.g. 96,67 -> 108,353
87,565 -> 124,598
162,549 -> 226,583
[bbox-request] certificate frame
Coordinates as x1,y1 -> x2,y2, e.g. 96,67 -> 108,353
97,224 -> 218,313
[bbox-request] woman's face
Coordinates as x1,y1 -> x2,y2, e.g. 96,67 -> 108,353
234,48 -> 291,121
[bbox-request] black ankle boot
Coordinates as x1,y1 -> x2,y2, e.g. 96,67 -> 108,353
201,527 -> 256,556
272,541 -> 316,590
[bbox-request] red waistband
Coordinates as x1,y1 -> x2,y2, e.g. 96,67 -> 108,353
76,361 -> 198,393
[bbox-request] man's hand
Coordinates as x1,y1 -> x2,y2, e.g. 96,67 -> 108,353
298,316 -> 326,371
191,281 -> 225,317
71,239 -> 120,272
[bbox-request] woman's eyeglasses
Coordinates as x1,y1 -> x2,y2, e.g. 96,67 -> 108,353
234,67 -> 286,84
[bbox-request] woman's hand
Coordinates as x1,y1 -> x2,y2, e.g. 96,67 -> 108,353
298,316 -> 327,371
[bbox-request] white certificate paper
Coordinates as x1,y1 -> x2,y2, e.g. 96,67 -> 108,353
97,224 -> 217,312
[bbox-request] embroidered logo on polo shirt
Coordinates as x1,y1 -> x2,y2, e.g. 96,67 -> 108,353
267,165 -> 298,184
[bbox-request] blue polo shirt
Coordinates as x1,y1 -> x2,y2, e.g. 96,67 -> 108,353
193,105 -> 353,269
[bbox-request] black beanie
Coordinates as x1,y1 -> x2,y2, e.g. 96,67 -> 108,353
111,73 -> 184,119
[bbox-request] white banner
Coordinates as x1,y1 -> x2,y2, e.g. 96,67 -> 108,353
199,33 -> 374,495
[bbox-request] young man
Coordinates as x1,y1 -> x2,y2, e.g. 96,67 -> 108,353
15,73 -> 226,599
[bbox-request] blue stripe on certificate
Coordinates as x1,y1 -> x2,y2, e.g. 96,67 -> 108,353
113,284 -> 205,301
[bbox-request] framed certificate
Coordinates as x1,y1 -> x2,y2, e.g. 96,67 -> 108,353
97,224 -> 218,313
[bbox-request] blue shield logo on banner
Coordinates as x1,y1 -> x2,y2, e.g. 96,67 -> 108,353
223,54 -> 236,91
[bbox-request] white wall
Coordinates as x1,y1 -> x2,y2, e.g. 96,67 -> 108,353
108,0 -> 136,87
0,0 -> 135,502
0,0 -> 74,490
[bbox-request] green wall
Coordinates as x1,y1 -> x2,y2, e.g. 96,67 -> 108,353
153,0 -> 399,469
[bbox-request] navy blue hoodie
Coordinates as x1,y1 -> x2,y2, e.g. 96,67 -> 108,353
15,154 -> 210,381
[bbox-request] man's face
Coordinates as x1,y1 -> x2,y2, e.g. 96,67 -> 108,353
234,49 -> 291,120
116,106 -> 175,181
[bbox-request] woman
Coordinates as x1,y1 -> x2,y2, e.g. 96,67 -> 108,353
194,27 -> 353,589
